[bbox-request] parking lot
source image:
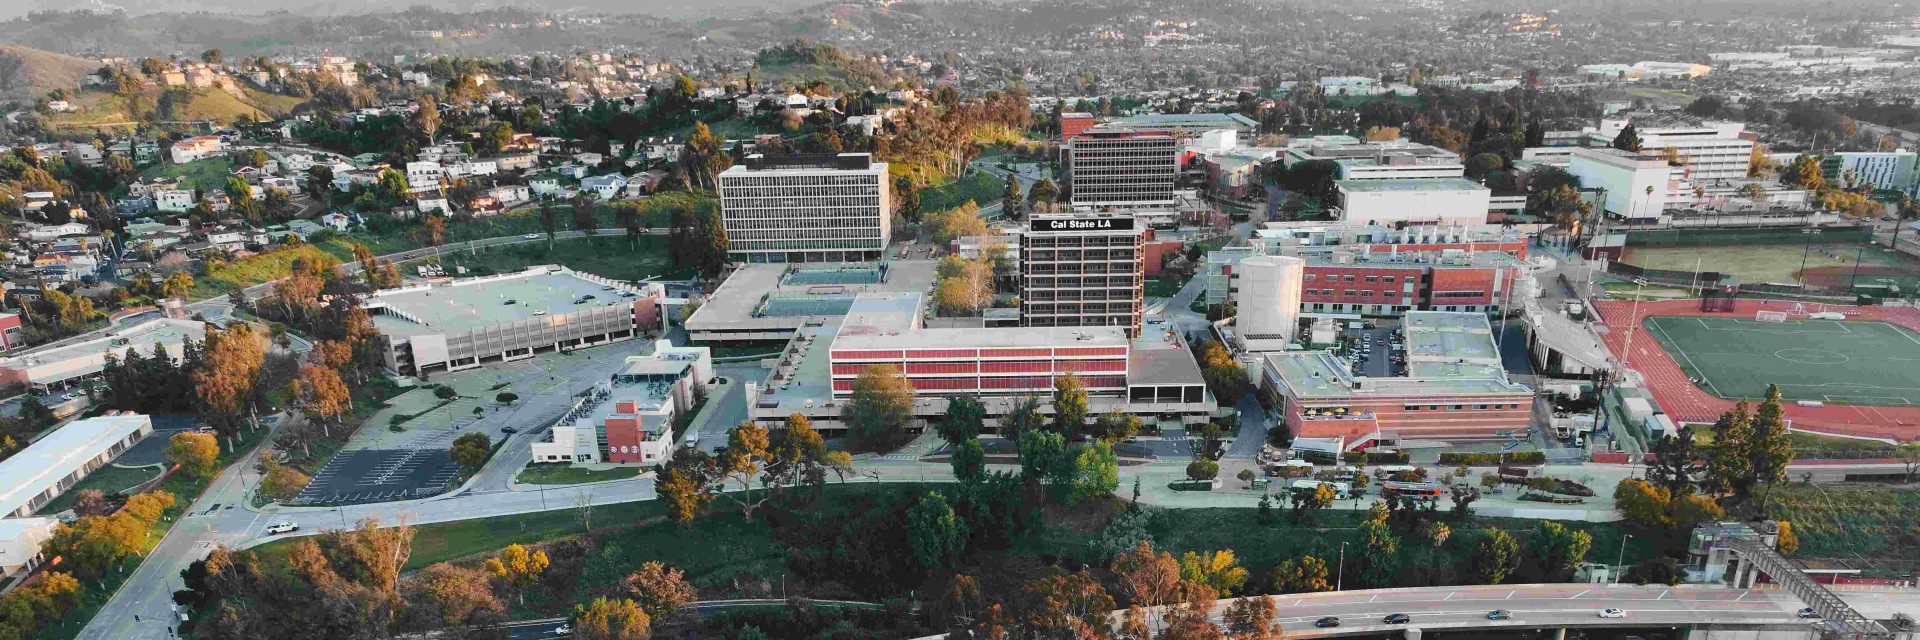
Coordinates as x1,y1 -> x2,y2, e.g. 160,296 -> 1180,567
294,449 -> 462,505
287,339 -> 656,505
1339,326 -> 1404,378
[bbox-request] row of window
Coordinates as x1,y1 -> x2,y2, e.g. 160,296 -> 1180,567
1404,403 -> 1524,411
1306,274 -> 1406,283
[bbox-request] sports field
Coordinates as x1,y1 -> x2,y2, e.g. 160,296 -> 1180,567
1643,315 -> 1920,406
1620,243 -> 1920,290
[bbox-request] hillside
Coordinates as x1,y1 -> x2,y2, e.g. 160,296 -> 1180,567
0,44 -> 98,102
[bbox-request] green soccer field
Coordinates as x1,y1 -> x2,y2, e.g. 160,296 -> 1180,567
1642,316 -> 1920,406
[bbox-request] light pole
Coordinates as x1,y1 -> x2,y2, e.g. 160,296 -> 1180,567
1799,228 -> 1822,283
1615,533 -> 1633,583
1336,542 -> 1348,592
1620,279 -> 1647,369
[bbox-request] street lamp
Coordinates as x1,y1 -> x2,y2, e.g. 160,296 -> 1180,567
1620,279 -> 1648,369
1615,533 -> 1634,584
1799,228 -> 1822,283
1336,542 -> 1348,592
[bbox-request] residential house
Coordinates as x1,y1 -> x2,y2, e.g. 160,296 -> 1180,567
22,223 -> 90,242
155,189 -> 196,213
320,212 -> 354,231
554,164 -> 588,180
571,152 -> 605,167
405,161 -> 443,190
416,198 -> 450,215
530,177 -> 563,196
496,153 -> 538,172
115,195 -> 154,216
489,185 -> 531,206
170,136 -> 225,164
581,174 -> 628,200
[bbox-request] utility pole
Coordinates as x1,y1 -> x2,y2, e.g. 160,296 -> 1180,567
1336,542 -> 1348,591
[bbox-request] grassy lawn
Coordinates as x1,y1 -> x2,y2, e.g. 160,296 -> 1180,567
1620,243 -> 1920,287
920,172 -> 1005,214
141,156 -> 235,193
1765,484 -> 1920,566
190,244 -> 343,299
33,464 -> 162,515
516,464 -> 642,485
1145,272 -> 1189,298
405,235 -> 689,283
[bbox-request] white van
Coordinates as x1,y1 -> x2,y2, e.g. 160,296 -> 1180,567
683,430 -> 701,447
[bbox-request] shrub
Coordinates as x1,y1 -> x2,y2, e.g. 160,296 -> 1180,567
1186,460 -> 1220,481
1438,451 -> 1546,466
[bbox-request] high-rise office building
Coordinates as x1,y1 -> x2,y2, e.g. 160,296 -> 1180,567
717,153 -> 891,263
1020,213 -> 1145,335
1067,130 -> 1178,209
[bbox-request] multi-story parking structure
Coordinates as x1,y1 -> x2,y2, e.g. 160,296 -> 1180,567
364,266 -> 663,377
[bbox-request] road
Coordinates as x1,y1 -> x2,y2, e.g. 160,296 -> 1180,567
1223,583 -> 1811,637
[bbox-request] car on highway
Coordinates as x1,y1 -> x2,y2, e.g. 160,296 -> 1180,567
522,234 -> 540,240
1798,607 -> 1822,619
552,623 -> 571,636
1314,617 -> 1340,628
264,522 -> 299,535
1599,608 -> 1627,619
1487,610 -> 1512,620
501,427 -> 518,435
1383,613 -> 1410,625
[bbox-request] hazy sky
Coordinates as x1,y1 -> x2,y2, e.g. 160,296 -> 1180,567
6,0 -> 813,20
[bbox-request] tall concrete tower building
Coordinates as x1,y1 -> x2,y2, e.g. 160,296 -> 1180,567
1067,130 -> 1178,209
1019,213 -> 1146,336
717,153 -> 891,263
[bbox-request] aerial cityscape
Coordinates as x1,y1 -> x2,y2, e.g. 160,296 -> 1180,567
0,0 -> 1919,639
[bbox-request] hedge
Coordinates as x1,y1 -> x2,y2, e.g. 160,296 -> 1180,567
1341,450 -> 1411,464
1168,480 -> 1215,492
1438,451 -> 1546,466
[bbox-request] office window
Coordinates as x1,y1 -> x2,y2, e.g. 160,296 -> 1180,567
1361,291 -> 1374,297
1343,275 -> 1356,282
1365,276 -> 1378,283
1305,274 -> 1317,281
1345,289 -> 1358,296
1383,276 -> 1395,283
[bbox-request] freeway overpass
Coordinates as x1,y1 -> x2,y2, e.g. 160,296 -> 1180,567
1238,583 -> 1839,637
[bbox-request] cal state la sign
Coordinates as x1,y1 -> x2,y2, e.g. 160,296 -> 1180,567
1030,217 -> 1135,232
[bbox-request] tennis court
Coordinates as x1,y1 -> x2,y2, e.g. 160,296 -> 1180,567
1643,315 -> 1920,406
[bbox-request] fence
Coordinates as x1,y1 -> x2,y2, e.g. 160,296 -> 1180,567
1622,225 -> 1874,247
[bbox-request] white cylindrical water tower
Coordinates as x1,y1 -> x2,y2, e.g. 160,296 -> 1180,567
1237,254 -> 1306,344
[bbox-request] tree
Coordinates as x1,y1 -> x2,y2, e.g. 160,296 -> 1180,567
1358,518 -> 1400,586
1186,459 -> 1219,481
621,561 -> 697,621
1611,123 -> 1643,152
413,96 -> 442,144
924,202 -> 989,244
1776,520 -> 1800,556
1704,402 -> 1755,499
419,563 -> 505,626
291,363 -> 351,434
122,491 -> 177,523
907,491 -> 969,572
1110,541 -> 1182,631
1021,571 -> 1113,640
1068,441 -> 1119,505
1179,550 -> 1249,596
1530,521 -> 1593,580
1898,442 -> 1920,482
69,489 -> 111,517
573,597 -> 651,640
1464,153 -> 1504,180
1002,173 -> 1021,217
164,431 -> 220,479
1472,530 -> 1522,585
1749,385 -> 1796,511
1196,340 -> 1252,406
1017,429 -> 1067,484
161,271 -> 196,298
1028,178 -> 1057,206
1051,373 -> 1088,440
1782,155 -> 1826,191
658,463 -> 713,527
496,392 -> 519,405
572,196 -> 599,235
483,544 -> 549,605
1223,596 -> 1280,640
950,438 -> 986,483
1090,409 -> 1142,444
195,324 -> 267,442
258,456 -> 310,502
450,433 -> 491,474
1646,426 -> 1699,496
1270,555 -> 1332,594
937,395 -> 986,446
537,203 -> 560,250
843,364 -> 914,449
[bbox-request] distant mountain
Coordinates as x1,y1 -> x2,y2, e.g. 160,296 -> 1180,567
0,44 -> 99,102
2,0 -> 837,20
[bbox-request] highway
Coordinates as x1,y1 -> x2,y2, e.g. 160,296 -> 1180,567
1232,583 -> 1809,636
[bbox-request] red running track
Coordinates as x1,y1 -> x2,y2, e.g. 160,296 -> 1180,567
1591,298 -> 1920,442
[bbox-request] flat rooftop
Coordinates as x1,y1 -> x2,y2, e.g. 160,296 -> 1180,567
1,414 -> 149,516
685,261 -> 940,333
1298,249 -> 1525,269
1128,318 -> 1206,386
1112,113 -> 1258,129
366,266 -> 639,337
1336,177 -> 1488,193
1404,311 -> 1501,370
0,318 -> 205,381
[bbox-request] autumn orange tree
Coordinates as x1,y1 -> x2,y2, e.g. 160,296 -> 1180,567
194,324 -> 268,446
413,563 -> 504,627
484,543 -> 549,605
164,431 -> 221,479
621,561 -> 697,620
291,363 -> 352,437
1109,540 -> 1181,633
